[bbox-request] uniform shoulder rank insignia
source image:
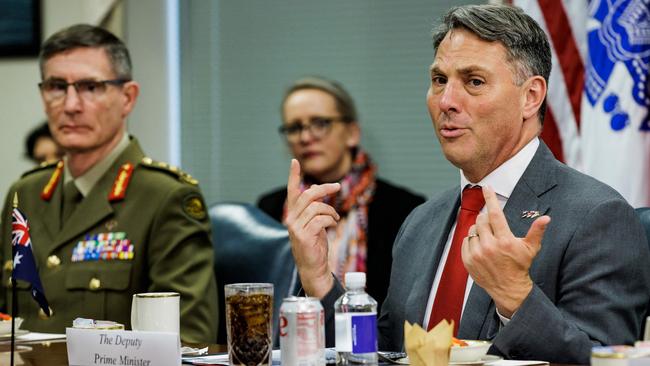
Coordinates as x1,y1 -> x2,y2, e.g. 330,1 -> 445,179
183,194 -> 207,220
139,157 -> 199,186
38,160 -> 64,201
108,163 -> 135,202
22,159 -> 60,179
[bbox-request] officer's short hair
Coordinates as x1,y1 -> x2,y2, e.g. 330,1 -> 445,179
39,24 -> 132,80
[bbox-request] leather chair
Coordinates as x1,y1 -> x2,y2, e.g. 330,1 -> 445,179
636,208 -> 650,246
209,202 -> 299,344
636,207 -> 650,340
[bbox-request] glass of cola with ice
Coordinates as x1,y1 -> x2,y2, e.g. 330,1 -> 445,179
225,283 -> 273,366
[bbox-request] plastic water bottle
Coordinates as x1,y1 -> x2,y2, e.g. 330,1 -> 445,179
334,272 -> 378,364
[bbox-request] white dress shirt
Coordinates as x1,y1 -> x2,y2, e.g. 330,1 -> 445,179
63,133 -> 130,197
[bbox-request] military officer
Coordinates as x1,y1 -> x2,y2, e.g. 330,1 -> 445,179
0,24 -> 217,343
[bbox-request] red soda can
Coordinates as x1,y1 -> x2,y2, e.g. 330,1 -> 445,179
280,296 -> 325,366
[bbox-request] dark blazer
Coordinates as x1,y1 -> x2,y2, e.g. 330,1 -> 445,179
321,142 -> 650,364
258,178 -> 425,312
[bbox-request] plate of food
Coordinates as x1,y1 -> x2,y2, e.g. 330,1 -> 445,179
450,339 -> 492,363
449,354 -> 502,366
380,338 -> 500,365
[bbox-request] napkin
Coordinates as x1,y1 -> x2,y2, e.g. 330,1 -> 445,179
404,320 -> 453,366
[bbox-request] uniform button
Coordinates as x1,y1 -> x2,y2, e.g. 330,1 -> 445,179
3,260 -> 12,272
89,278 -> 101,290
47,255 -> 61,268
39,307 -> 54,319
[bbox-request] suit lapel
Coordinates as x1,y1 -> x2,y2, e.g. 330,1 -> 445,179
405,188 -> 461,326
459,284 -> 492,339
459,142 -> 558,338
50,138 -> 145,251
507,142 -> 558,283
505,143 -> 557,238
53,180 -> 114,249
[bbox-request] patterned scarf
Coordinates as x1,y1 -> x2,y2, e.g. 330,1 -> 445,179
284,149 -> 377,281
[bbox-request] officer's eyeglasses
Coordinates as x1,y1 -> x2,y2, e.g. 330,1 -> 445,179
38,78 -> 131,104
278,116 -> 350,143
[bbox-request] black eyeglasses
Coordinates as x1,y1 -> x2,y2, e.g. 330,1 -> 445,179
38,78 -> 131,104
278,116 -> 350,142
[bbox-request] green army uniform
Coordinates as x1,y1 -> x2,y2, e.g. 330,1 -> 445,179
0,137 -> 217,343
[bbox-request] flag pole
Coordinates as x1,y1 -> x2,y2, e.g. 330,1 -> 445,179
10,193 -> 18,366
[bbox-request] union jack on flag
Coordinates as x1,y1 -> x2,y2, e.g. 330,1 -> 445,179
12,207 -> 50,316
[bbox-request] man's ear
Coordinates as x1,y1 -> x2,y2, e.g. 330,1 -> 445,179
345,122 -> 361,148
121,81 -> 140,118
522,76 -> 546,120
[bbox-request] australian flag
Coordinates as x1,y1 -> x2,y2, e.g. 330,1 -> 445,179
11,207 -> 50,316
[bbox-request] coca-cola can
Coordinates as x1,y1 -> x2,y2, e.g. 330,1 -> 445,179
280,296 -> 325,366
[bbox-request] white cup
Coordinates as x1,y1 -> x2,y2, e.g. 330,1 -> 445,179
131,292 -> 180,334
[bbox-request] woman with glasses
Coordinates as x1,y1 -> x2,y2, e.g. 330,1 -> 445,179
258,76 -> 425,310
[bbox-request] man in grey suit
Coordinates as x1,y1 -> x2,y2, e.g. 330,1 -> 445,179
285,4 -> 650,364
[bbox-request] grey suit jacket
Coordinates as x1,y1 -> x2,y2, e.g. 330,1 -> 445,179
321,142 -> 650,364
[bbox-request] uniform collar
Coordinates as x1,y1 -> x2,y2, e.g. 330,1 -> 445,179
460,137 -> 539,200
63,133 -> 131,197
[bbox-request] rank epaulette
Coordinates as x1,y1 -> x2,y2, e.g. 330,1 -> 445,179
108,163 -> 135,202
139,157 -> 199,186
21,159 -> 60,178
39,160 -> 64,201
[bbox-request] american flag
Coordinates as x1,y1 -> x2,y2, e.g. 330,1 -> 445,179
513,0 -> 650,207
12,207 -> 50,316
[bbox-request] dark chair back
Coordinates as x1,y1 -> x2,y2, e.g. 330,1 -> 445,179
636,208 -> 650,245
210,202 -> 298,344
635,207 -> 650,340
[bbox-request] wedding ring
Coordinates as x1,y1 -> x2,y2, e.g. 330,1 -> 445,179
467,233 -> 479,239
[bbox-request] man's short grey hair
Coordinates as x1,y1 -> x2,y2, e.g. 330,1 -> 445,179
281,76 -> 358,123
39,24 -> 132,80
432,4 -> 552,122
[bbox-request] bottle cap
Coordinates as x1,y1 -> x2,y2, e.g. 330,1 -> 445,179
345,272 -> 366,289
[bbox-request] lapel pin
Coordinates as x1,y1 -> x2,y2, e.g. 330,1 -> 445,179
521,210 -> 540,219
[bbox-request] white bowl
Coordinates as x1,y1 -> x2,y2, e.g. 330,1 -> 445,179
450,340 -> 491,362
0,318 -> 23,334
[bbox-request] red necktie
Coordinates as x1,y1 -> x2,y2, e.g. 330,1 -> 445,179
427,186 -> 485,334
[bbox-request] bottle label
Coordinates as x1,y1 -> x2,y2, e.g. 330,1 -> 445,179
335,312 -> 377,354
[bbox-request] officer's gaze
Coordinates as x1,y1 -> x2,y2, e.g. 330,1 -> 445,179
38,78 -> 130,104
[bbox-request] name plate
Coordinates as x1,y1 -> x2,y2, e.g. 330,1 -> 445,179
66,328 -> 180,366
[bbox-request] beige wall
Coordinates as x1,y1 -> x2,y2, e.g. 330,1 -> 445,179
0,0 -> 113,199
0,0 -> 172,201
124,0 -> 175,166
0,58 -> 41,196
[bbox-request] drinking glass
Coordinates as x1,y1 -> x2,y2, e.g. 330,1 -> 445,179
225,283 -> 273,366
